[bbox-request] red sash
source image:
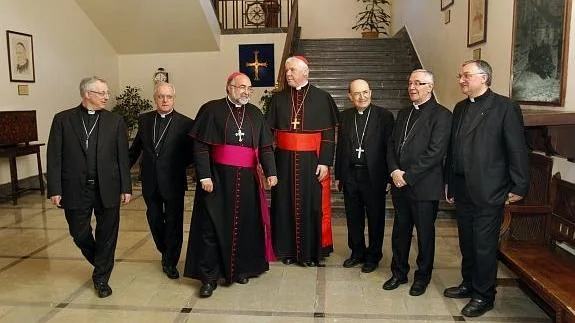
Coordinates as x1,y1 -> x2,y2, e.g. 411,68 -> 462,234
275,131 -> 333,249
211,145 -> 275,261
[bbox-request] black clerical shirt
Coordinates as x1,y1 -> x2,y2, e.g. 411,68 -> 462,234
81,107 -> 100,180
154,111 -> 173,154
350,107 -> 370,166
453,89 -> 492,174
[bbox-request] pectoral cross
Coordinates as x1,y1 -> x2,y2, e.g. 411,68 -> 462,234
235,129 -> 245,142
291,118 -> 300,129
355,147 -> 365,158
85,139 -> 89,149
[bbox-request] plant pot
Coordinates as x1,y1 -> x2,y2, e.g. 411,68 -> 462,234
361,31 -> 380,39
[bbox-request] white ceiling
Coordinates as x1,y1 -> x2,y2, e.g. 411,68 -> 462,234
74,0 -> 221,54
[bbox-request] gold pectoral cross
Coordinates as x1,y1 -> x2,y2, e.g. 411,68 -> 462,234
245,50 -> 268,81
291,118 -> 300,129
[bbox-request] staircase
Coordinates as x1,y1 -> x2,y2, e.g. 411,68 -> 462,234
296,29 -> 421,115
294,31 -> 453,218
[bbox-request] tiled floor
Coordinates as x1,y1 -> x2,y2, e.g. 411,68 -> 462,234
0,190 -> 551,322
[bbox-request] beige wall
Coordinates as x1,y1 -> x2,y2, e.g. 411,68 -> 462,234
0,0 -> 118,185
300,0 -> 391,39
119,33 -> 286,119
392,0 -> 575,110
392,0 -> 575,181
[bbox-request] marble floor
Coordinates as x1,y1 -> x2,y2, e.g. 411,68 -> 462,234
0,190 -> 551,323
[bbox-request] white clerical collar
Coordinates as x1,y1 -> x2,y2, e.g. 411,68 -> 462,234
412,103 -> 419,110
296,81 -> 309,91
88,110 -> 96,115
227,96 -> 242,108
158,109 -> 173,118
469,97 -> 476,103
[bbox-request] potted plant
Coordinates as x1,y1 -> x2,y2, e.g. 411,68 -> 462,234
112,86 -> 154,138
352,0 -> 391,39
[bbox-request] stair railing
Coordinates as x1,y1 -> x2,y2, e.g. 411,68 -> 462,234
276,0 -> 298,91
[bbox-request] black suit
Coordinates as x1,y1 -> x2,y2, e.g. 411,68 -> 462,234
129,110 -> 194,268
47,104 -> 132,284
335,104 -> 394,265
387,97 -> 452,283
446,89 -> 529,302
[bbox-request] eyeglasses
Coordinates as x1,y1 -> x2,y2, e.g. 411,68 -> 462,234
456,72 -> 486,80
89,90 -> 110,97
230,84 -> 254,93
350,90 -> 370,98
408,81 -> 429,87
155,95 -> 174,100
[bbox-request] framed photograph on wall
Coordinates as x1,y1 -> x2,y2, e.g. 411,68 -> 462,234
467,0 -> 488,47
6,30 -> 35,83
510,0 -> 571,106
441,0 -> 454,11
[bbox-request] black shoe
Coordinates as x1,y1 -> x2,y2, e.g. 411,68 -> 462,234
94,281 -> 112,298
461,298 -> 494,317
361,262 -> 378,273
199,282 -> 217,298
443,284 -> 472,299
342,257 -> 364,268
282,258 -> 295,265
236,277 -> 249,284
382,276 -> 408,290
162,265 -> 180,279
409,281 -> 428,296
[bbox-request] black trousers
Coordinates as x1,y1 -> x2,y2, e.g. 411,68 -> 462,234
143,189 -> 185,267
453,175 -> 503,302
390,196 -> 438,283
64,182 -> 119,284
342,167 -> 386,264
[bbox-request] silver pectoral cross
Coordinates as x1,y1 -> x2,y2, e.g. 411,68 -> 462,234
85,139 -> 89,149
235,129 -> 245,142
291,118 -> 300,129
356,147 -> 365,158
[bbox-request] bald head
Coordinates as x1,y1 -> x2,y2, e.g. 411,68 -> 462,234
348,79 -> 372,111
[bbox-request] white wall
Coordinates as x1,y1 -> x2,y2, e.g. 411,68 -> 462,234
392,0 -> 575,182
299,0 -> 391,39
0,0 -> 118,185
119,33 -> 286,119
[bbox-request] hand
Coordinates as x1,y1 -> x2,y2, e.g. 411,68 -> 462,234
506,192 -> 523,204
122,193 -> 131,205
50,195 -> 62,207
335,180 -> 343,192
391,169 -> 407,188
316,165 -> 328,182
267,176 -> 278,187
202,178 -> 214,192
444,184 -> 454,204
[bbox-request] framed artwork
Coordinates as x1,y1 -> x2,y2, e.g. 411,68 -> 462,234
510,0 -> 571,106
239,43 -> 274,87
473,48 -> 482,60
467,0 -> 488,47
441,0 -> 454,10
6,30 -> 35,83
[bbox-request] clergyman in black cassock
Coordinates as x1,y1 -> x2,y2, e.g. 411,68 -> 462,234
184,73 -> 277,298
444,60 -> 529,317
128,82 -> 194,280
266,56 -> 339,267
335,79 -> 394,274
383,70 -> 452,296
47,76 -> 132,298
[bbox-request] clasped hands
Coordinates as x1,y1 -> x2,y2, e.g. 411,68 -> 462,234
390,169 -> 407,188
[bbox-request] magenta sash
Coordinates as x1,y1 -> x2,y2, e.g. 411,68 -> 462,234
211,145 -> 276,261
